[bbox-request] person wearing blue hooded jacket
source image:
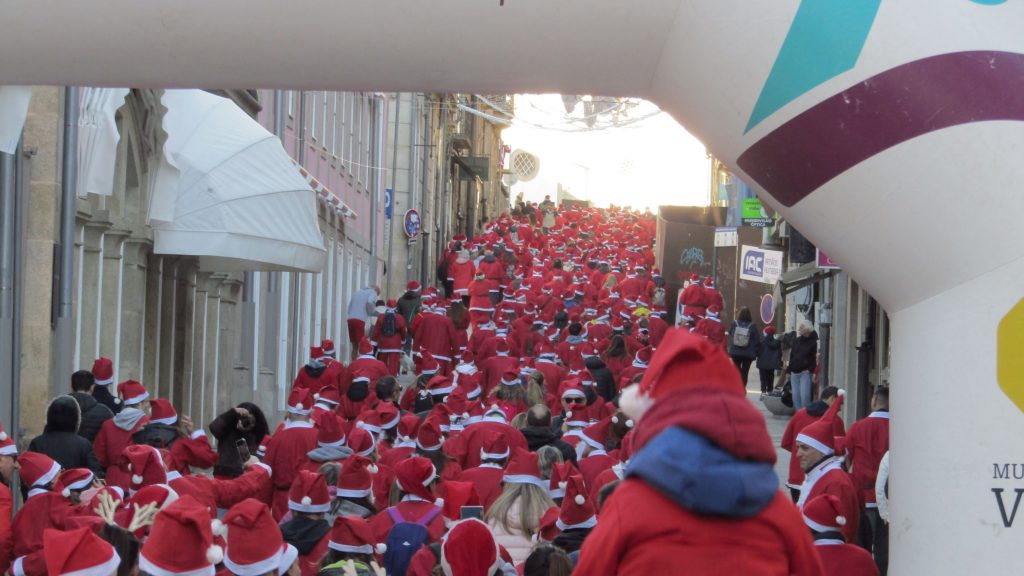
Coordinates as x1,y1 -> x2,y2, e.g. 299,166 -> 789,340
575,329 -> 824,576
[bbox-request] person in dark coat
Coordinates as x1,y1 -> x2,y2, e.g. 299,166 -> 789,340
519,405 -> 576,464
727,307 -> 760,389
209,402 -> 269,478
28,395 -> 104,476
397,281 -> 422,353
585,355 -> 616,403
787,321 -> 819,410
68,369 -> 113,443
756,326 -> 783,395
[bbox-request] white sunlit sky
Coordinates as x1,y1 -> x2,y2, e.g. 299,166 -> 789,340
501,94 -> 711,210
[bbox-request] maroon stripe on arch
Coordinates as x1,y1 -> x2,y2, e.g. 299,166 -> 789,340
737,51 -> 1024,207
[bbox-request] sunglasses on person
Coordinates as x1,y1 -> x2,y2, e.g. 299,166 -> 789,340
565,397 -> 586,405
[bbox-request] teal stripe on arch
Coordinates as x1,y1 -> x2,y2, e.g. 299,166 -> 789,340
745,0 -> 882,133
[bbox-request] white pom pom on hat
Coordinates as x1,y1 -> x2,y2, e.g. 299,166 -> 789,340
574,494 -> 585,506
558,481 -> 567,490
206,544 -> 224,564
837,389 -> 846,397
296,403 -> 304,410
611,415 -> 619,424
626,419 -> 635,428
375,543 -> 387,554
62,488 -> 71,498
368,464 -> 379,474
836,515 -> 847,526
301,496 -> 312,506
211,519 -> 227,537
132,474 -> 144,485
0,431 -> 6,441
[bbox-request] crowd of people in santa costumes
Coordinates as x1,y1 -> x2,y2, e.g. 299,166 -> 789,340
0,203 -> 892,576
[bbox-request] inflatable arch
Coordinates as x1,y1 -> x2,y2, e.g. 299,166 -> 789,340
4,1 -> 1024,572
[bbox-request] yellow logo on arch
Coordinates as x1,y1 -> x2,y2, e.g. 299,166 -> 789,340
998,299 -> 1024,413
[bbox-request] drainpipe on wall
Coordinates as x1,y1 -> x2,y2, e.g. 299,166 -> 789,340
53,86 -> 79,395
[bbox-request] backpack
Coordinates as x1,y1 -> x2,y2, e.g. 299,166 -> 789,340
383,506 -> 441,576
733,324 -> 752,348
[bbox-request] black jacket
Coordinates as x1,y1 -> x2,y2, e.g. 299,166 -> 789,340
28,431 -> 104,476
133,423 -> 181,449
585,356 -> 616,402
280,516 -> 332,555
520,426 -> 577,464
209,408 -> 265,478
756,334 -> 783,370
92,386 -> 122,414
70,392 -> 113,443
396,291 -> 421,324
788,332 -> 819,373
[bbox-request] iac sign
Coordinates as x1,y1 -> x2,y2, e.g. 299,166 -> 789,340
743,251 -> 765,277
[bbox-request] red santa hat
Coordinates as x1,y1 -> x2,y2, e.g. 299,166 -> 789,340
563,405 -> 590,429
288,470 -> 331,514
802,494 -> 849,534
0,419 -> 17,456
356,410 -> 384,435
314,386 -> 341,406
537,507 -> 562,542
346,427 -> 377,458
124,444 -> 167,491
287,387 -> 313,415
502,447 -> 547,489
139,495 -> 225,576
386,299 -> 398,312
579,418 -> 611,452
357,338 -> 374,356
419,350 -> 440,375
494,339 -> 510,355
317,414 -> 347,448
95,485 -> 126,505
620,328 -> 742,420
328,516 -> 387,556
223,498 -> 289,576
689,273 -> 702,282
377,403 -> 401,430
321,339 -> 336,357
91,357 -> 114,386
149,398 -> 178,425
55,468 -> 94,498
117,379 -> 149,406
440,519 -> 500,576
416,419 -> 444,452
441,481 -> 481,521
18,451 -> 61,488
559,380 -> 586,400
579,342 -> 597,358
455,351 -> 477,374
557,474 -> 598,530
764,325 -> 777,335
427,375 -> 456,396
453,233 -> 467,242
395,457 -> 438,502
337,454 -> 377,499
547,461 -> 574,500
706,305 -> 721,318
397,413 -> 422,444
127,484 -> 179,525
479,432 -> 510,462
43,526 -> 121,576
309,346 -> 325,362
500,370 -> 520,387
703,276 -> 715,287
796,390 -> 846,456
407,280 -> 422,292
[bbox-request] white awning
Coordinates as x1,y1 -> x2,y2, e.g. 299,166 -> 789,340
0,86 -> 32,154
150,89 -> 326,272
77,87 -> 129,197
293,160 -> 358,221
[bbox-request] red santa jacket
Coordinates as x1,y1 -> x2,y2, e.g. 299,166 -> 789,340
0,483 -> 12,575
263,421 -> 319,519
480,354 -> 518,396
578,452 -> 617,491
845,411 -> 889,506
576,482 -> 824,576
797,459 -> 860,544
814,540 -> 879,576
448,259 -> 475,295
693,317 -> 726,347
371,313 -> 407,354
453,421 -> 528,470
534,358 -> 566,398
348,355 -> 390,387
413,313 -> 459,363
454,464 -> 504,510
168,463 -> 273,514
368,500 -> 446,544
11,491 -> 73,559
93,410 -> 150,488
679,282 -> 707,318
780,403 -> 846,489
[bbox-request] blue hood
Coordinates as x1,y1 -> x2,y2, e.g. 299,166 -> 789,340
626,426 -> 779,518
